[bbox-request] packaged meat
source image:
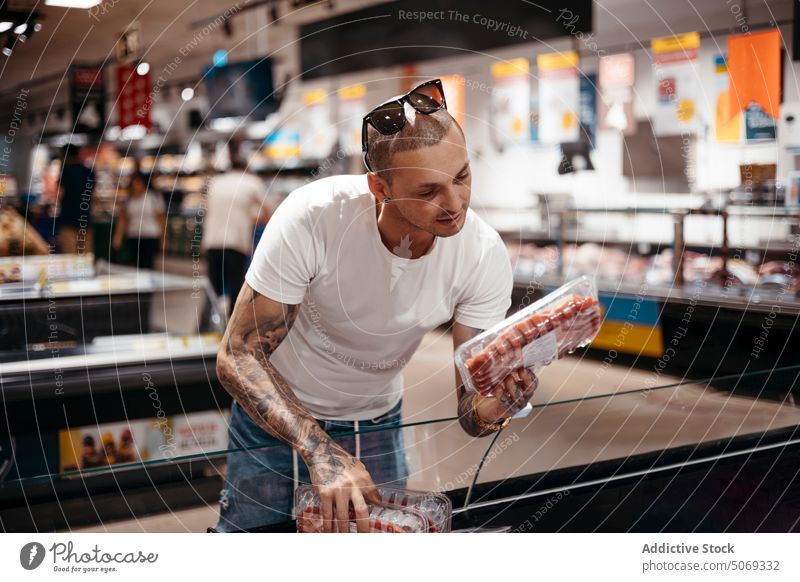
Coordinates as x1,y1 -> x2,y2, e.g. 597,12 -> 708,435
294,484 -> 452,533
455,276 -> 601,396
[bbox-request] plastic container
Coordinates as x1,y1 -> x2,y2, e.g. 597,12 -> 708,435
294,485 -> 452,533
455,276 -> 601,396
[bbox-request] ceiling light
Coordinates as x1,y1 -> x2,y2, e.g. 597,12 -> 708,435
136,62 -> 150,76
181,87 -> 194,101
212,49 -> 228,67
0,22 -> 13,34
13,23 -> 27,35
18,20 -> 42,42
45,1 -> 103,8
120,124 -> 147,140
2,35 -> 15,57
209,117 -> 245,132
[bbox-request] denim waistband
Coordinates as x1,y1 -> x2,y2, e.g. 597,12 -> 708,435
229,397 -> 404,451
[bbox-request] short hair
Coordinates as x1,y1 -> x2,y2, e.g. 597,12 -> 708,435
63,144 -> 80,161
365,108 -> 463,180
130,171 -> 149,190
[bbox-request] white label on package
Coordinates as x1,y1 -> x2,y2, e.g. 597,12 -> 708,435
522,331 -> 558,369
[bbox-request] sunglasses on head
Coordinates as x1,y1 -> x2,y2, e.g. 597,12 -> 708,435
361,79 -> 447,171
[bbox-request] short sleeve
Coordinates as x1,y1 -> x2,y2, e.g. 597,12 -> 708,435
151,191 -> 165,214
249,177 -> 266,221
244,192 -> 318,305
453,232 -> 513,330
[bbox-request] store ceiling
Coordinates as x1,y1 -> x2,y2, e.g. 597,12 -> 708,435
0,0 -> 794,113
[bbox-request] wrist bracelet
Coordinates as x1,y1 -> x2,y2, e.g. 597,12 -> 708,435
471,393 -> 510,433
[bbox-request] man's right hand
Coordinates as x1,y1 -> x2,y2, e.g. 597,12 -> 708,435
305,441 -> 381,533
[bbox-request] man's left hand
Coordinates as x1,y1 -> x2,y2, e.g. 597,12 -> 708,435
476,367 -> 538,422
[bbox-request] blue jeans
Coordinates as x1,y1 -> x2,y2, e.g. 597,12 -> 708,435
215,399 -> 409,532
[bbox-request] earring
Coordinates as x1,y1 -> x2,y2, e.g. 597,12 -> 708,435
383,197 -> 392,204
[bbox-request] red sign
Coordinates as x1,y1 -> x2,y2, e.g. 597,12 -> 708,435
116,64 -> 152,129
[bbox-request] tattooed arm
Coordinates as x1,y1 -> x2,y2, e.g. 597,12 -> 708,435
216,283 -> 380,532
452,321 -> 538,437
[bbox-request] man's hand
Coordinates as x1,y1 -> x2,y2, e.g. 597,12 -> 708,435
476,367 -> 538,423
453,322 -> 539,437
305,440 -> 381,533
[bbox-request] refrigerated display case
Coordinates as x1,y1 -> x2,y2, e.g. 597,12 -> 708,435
3,318 -> 799,532
497,205 -> 800,395
0,258 -> 230,530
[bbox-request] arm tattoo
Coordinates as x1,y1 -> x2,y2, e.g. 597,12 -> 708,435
216,285 -> 350,483
454,325 -> 497,438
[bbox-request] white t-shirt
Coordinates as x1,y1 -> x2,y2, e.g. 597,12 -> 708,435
202,171 -> 265,255
125,190 -> 164,239
245,174 -> 513,420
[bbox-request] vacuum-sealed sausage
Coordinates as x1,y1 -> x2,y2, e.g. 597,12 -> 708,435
294,484 -> 452,533
456,277 -> 602,396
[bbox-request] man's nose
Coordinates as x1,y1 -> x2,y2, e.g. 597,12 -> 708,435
442,186 -> 464,212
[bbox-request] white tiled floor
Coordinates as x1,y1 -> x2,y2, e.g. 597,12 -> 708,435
71,329 -> 800,532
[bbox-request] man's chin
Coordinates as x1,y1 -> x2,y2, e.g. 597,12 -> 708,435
431,216 -> 465,237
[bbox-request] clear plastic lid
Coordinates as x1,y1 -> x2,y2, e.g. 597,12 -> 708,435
455,276 -> 601,395
294,485 -> 452,533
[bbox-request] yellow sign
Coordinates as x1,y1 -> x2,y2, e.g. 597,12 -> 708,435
676,99 -> 696,122
591,321 -> 665,358
536,51 -> 579,71
491,58 -> 530,78
303,90 -> 327,105
651,32 -> 700,54
339,84 -> 366,100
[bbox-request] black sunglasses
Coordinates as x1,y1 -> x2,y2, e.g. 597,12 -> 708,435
361,79 -> 447,171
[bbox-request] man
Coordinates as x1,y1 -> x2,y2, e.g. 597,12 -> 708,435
215,80 -> 537,533
56,144 -> 95,255
202,152 -> 270,316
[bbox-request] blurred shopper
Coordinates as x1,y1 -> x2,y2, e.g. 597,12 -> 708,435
202,154 -> 269,316
113,172 -> 165,270
56,144 -> 95,255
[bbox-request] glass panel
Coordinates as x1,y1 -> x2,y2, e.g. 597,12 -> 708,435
3,364 -> 798,491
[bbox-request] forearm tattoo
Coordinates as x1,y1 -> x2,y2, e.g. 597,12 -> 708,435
216,286 -> 349,479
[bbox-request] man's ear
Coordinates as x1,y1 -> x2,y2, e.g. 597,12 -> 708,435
367,171 -> 391,204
